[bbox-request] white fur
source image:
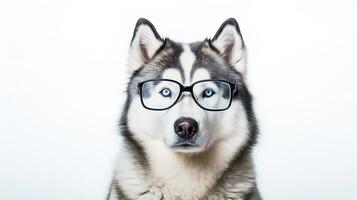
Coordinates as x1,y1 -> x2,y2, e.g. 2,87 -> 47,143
179,44 -> 196,84
162,68 -> 183,82
191,67 -> 211,82
113,140 -> 152,199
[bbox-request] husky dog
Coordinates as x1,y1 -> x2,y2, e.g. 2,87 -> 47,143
108,18 -> 261,200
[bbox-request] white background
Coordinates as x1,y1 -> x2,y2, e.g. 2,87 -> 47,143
0,0 -> 356,199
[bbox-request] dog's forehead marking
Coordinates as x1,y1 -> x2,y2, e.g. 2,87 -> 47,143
162,68 -> 182,82
179,44 -> 196,85
192,68 -> 211,83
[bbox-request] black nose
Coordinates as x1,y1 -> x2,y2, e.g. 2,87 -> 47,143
174,118 -> 199,139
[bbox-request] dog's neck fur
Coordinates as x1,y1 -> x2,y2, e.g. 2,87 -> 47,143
141,135 -> 256,199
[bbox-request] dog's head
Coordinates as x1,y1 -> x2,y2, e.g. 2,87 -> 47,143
123,18 -> 255,154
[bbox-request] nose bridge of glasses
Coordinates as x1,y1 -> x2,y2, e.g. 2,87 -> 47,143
182,86 -> 192,92
176,86 -> 194,105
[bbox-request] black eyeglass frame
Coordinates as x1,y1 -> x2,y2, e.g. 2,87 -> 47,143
138,79 -> 237,111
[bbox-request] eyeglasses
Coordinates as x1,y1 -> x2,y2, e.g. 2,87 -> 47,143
138,79 -> 236,111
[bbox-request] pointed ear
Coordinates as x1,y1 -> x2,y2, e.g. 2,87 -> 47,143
210,18 -> 247,74
127,18 -> 164,72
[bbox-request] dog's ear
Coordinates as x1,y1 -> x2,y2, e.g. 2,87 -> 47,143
127,18 -> 164,73
210,18 -> 246,74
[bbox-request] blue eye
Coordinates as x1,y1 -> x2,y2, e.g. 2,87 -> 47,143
160,88 -> 171,97
202,88 -> 215,98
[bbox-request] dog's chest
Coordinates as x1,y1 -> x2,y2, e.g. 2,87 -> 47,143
149,160 -> 217,199
145,141 -> 236,199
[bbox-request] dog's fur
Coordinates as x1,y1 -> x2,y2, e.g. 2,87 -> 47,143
107,18 -> 261,200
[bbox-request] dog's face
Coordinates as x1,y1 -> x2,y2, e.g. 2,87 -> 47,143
124,18 -> 252,154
